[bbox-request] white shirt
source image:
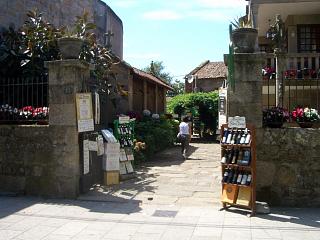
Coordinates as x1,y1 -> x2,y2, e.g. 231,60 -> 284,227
179,122 -> 190,135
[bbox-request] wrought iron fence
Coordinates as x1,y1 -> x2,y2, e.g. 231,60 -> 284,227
0,76 -> 48,124
262,74 -> 320,122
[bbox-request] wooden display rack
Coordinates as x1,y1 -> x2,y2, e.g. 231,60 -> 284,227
220,123 -> 256,216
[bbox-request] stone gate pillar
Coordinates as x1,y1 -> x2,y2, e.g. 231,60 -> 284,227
227,53 -> 265,128
45,60 -> 90,198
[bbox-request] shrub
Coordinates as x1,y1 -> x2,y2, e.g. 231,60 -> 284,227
167,91 -> 219,137
133,115 -> 178,164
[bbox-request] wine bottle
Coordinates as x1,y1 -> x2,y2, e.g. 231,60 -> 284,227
242,150 -> 251,166
232,169 -> 238,184
244,129 -> 251,144
231,149 -> 239,164
226,129 -> 233,144
246,174 -> 252,186
222,128 -> 228,144
237,150 -> 244,165
230,129 -> 237,144
227,168 -> 234,183
241,173 -> 248,185
236,171 -> 243,184
223,167 -> 229,182
239,129 -> 246,144
221,150 -> 227,163
227,149 -> 234,164
236,130 -> 242,144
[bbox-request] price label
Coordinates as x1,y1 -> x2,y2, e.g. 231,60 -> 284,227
228,116 -> 246,128
119,116 -> 130,124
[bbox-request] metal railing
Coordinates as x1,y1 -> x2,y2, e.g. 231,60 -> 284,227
0,76 -> 48,124
263,75 -> 320,122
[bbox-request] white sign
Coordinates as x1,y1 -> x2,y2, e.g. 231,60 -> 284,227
83,140 -> 90,174
103,142 -> 120,171
97,135 -> 104,156
78,119 -> 94,133
228,116 -> 246,128
76,93 -> 94,133
119,148 -> 128,162
88,141 -> 98,151
119,116 -> 130,124
120,162 -> 127,175
95,92 -> 100,125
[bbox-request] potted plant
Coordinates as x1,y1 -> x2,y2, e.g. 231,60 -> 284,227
57,11 -> 96,60
231,15 -> 258,53
291,106 -> 320,128
263,107 -> 289,128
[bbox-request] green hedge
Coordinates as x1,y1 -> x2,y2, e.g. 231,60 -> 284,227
133,116 -> 179,164
167,91 -> 219,136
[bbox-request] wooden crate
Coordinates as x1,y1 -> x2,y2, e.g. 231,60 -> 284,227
104,171 -> 119,185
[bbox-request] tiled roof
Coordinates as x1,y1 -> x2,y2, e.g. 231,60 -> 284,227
187,61 -> 227,79
132,68 -> 173,90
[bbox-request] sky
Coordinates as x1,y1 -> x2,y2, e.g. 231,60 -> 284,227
104,0 -> 247,82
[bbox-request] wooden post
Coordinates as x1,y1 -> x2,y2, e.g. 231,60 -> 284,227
143,79 -> 147,110
128,70 -> 133,111
155,84 -> 158,113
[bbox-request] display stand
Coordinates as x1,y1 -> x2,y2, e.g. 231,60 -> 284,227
220,123 -> 256,216
114,119 -> 135,176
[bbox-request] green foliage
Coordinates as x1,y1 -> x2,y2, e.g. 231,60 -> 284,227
21,10 -> 62,75
133,116 -> 178,164
168,79 -> 185,97
167,91 -> 219,136
231,15 -> 253,29
143,61 -> 173,84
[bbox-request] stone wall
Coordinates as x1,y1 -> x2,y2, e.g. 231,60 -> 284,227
0,0 -> 123,59
0,125 -> 79,197
256,128 -> 320,206
228,52 -> 320,206
0,60 -> 90,198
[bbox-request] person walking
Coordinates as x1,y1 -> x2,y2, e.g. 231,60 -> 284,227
178,116 -> 191,159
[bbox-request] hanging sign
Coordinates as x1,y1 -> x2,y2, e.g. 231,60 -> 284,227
76,93 -> 94,132
228,116 -> 246,128
83,140 -> 90,174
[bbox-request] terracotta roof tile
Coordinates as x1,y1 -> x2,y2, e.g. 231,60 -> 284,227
187,61 -> 227,79
132,68 -> 173,90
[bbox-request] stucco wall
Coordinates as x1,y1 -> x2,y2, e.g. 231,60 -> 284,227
0,0 -> 123,59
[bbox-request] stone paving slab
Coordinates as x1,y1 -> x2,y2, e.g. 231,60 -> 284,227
0,196 -> 319,240
1,142 -> 320,239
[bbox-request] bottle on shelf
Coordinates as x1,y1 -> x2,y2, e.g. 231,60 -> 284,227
227,148 -> 234,164
221,150 -> 228,163
231,149 -> 239,164
240,173 -> 248,185
236,170 -> 243,184
246,173 -> 252,186
227,168 -> 234,183
242,150 -> 251,166
222,128 -> 228,144
226,129 -> 233,144
223,167 -> 230,182
236,129 -> 242,144
239,129 -> 247,144
230,129 -> 237,144
232,168 -> 238,184
237,150 -> 244,165
244,129 -> 251,145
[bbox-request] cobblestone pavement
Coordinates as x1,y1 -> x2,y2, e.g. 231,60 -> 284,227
0,142 -> 319,239
79,142 -> 222,206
